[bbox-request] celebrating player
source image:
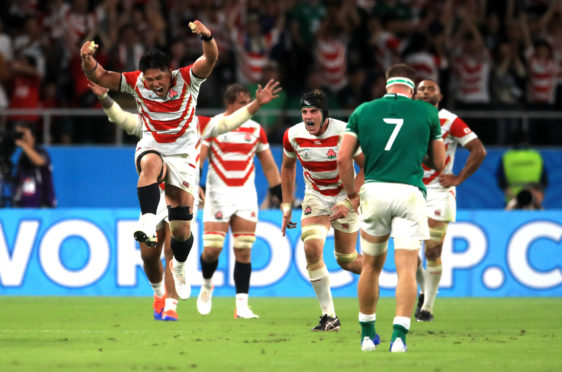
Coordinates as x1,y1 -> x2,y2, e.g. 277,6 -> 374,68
88,78 -> 281,320
338,64 -> 445,352
197,83 -> 282,319
80,20 -> 217,300
281,89 -> 365,332
414,79 -> 487,322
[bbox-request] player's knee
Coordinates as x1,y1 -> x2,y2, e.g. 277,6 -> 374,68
301,224 -> 328,244
203,231 -> 226,249
306,259 -> 324,271
168,206 -> 193,239
233,233 -> 256,250
428,225 -> 448,244
335,251 -> 358,270
360,237 -> 388,256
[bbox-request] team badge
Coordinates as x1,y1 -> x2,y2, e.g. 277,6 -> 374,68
302,149 -> 310,159
245,134 -> 252,142
215,211 -> 223,219
168,89 -> 178,98
326,149 -> 336,160
304,206 -> 312,215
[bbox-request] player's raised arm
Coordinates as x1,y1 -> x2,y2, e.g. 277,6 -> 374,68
79,41 -> 121,91
189,20 -> 218,79
88,81 -> 142,137
201,79 -> 282,139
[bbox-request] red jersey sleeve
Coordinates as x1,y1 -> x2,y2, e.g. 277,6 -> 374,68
122,70 -> 141,90
258,125 -> 269,144
282,129 -> 295,154
449,117 -> 473,139
179,64 -> 194,86
197,115 -> 212,134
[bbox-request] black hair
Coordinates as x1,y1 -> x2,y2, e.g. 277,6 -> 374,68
139,49 -> 170,73
300,89 -> 329,122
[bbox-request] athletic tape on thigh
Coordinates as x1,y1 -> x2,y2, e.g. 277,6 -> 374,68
301,224 -> 328,243
233,232 -> 256,249
203,232 -> 226,248
429,224 -> 448,243
360,237 -> 388,256
136,150 -> 165,181
334,251 -> 358,263
167,206 -> 193,221
394,238 -> 421,250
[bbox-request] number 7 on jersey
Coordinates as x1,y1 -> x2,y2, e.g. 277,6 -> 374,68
382,118 -> 404,150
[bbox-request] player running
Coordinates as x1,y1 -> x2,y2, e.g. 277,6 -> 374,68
281,89 -> 365,332
196,84 -> 282,319
414,79 -> 487,322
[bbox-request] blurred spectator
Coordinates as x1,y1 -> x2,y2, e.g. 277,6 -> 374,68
114,24 -> 144,72
520,11 -> 559,145
12,123 -> 56,208
0,18 -> 12,111
404,32 -> 448,83
8,53 -> 42,131
496,137 -> 547,210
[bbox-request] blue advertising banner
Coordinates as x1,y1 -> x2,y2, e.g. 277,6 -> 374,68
0,209 -> 560,297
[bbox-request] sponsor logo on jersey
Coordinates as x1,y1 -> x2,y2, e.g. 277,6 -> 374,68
434,209 -> 441,216
341,223 -> 349,229
215,211 -> 223,219
182,181 -> 190,189
168,89 -> 178,98
327,149 -> 336,160
251,211 -> 256,217
304,206 -> 312,215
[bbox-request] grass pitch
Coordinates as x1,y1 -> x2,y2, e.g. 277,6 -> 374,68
0,297 -> 561,371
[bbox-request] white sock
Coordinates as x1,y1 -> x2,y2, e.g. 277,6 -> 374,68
236,293 -> 249,309
150,279 -> 165,297
393,316 -> 411,331
164,298 -> 178,312
358,313 -> 376,322
172,257 -> 185,271
202,278 -> 213,290
308,266 -> 336,318
139,213 -> 157,234
416,264 -> 425,294
422,263 -> 442,312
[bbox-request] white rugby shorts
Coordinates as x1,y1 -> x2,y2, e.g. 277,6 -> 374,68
358,182 -> 429,242
425,187 -> 457,222
301,191 -> 359,234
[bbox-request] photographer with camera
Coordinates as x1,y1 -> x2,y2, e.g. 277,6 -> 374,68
11,123 -> 56,208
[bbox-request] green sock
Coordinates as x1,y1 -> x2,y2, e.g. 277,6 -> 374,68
391,324 -> 408,343
360,321 -> 376,340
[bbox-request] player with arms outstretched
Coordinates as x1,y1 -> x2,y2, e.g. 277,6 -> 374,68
414,79 -> 486,322
196,83 -> 282,319
281,89 -> 365,332
338,64 -> 445,352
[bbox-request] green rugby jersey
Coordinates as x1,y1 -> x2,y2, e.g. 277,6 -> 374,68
346,93 -> 442,196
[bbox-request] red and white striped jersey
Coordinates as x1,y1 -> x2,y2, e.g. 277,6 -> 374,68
452,51 -> 491,103
203,115 -> 269,195
120,65 -> 205,156
283,119 -> 360,198
405,51 -> 447,83
315,37 -> 348,92
423,108 -> 478,190
232,28 -> 279,84
525,48 -> 558,104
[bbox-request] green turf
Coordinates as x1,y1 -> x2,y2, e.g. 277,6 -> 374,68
0,297 -> 561,371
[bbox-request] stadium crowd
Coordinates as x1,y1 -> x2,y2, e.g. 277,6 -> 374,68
1,0 -> 561,145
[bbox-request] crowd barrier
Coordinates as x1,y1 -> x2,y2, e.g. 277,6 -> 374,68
1,209 -> 560,297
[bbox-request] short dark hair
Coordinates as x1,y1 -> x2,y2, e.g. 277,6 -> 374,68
385,63 -> 416,82
223,84 -> 250,105
139,49 -> 170,72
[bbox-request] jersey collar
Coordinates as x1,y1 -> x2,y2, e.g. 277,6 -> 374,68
383,93 -> 410,99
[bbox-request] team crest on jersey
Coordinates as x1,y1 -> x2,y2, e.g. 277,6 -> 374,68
326,149 -> 336,160
168,89 -> 179,98
245,134 -> 252,142
215,211 -> 223,219
302,149 -> 310,159
304,206 -> 312,215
